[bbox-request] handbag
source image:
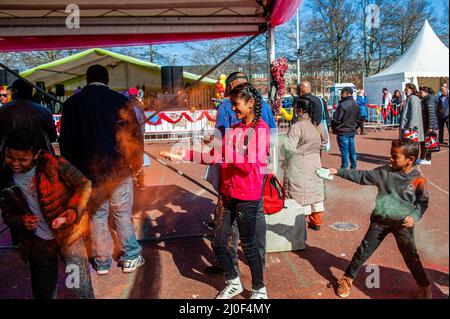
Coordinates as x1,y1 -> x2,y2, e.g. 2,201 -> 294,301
263,174 -> 286,215
425,131 -> 440,153
403,128 -> 419,143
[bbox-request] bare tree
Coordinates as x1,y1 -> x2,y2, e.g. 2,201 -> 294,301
182,35 -> 266,80
305,0 -> 358,83
384,0 -> 437,56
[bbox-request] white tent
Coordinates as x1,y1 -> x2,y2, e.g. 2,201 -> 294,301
364,20 -> 449,104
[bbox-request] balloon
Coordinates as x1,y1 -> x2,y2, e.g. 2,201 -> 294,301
220,74 -> 227,81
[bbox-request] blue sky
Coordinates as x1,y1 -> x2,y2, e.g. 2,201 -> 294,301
118,0 -> 449,66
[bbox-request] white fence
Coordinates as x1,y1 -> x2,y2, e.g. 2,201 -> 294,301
144,110 -> 216,141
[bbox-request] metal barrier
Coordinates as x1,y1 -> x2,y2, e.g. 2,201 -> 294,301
144,110 -> 216,141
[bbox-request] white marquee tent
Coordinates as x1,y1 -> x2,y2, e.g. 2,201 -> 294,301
364,20 -> 449,104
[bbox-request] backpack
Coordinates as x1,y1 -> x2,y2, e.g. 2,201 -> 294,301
263,174 -> 286,215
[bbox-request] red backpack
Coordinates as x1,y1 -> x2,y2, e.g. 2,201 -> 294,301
263,174 -> 286,215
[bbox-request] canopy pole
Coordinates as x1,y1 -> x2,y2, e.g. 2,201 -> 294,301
266,24 -> 276,104
296,9 -> 301,86
146,29 -> 266,123
0,62 -> 64,107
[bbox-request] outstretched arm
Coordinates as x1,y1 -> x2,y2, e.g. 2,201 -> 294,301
330,167 -> 383,186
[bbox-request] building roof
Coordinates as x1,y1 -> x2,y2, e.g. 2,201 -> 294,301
20,48 -> 216,86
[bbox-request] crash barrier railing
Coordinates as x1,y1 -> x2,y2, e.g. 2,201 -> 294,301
52,103 -> 401,143
53,110 -> 217,142
278,103 -> 401,134
329,103 -> 401,130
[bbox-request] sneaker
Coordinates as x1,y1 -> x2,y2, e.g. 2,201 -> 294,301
336,275 -> 353,298
216,277 -> 243,299
204,264 -> 225,275
421,160 -> 432,165
416,159 -> 425,165
95,268 -> 110,276
250,286 -> 268,299
122,255 -> 145,273
414,285 -> 432,299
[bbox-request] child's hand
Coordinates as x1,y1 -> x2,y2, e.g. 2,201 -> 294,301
160,149 -> 185,161
329,168 -> 338,175
52,216 -> 68,229
22,214 -> 39,231
402,216 -> 415,228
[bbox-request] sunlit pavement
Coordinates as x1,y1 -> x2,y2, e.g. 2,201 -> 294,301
0,128 -> 448,299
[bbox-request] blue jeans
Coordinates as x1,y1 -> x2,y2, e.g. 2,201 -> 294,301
212,197 -> 264,290
90,176 -> 142,270
337,134 -> 357,169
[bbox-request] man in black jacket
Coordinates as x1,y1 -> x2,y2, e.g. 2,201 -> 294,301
0,79 -> 57,168
60,65 -> 145,275
331,87 -> 359,169
0,79 -> 57,246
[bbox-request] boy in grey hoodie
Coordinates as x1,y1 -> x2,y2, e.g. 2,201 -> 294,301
329,139 -> 431,299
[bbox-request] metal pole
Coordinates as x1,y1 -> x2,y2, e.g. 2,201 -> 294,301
146,30 -> 266,123
296,9 -> 301,86
267,24 -> 276,102
145,151 -> 219,198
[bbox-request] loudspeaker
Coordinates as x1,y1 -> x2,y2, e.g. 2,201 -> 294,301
161,66 -> 173,94
171,66 -> 184,93
0,69 -> 19,86
161,66 -> 184,94
36,81 -> 46,92
55,84 -> 65,97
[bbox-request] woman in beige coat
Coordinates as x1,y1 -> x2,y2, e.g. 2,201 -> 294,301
282,98 -> 328,230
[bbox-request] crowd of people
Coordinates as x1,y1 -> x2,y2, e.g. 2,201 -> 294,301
0,65 -> 448,300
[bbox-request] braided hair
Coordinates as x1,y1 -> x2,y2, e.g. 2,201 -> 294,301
229,83 -> 263,129
229,83 -> 263,153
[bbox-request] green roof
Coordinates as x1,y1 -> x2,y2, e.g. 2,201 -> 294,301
20,48 -> 216,85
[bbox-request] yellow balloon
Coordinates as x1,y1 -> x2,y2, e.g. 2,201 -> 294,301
220,74 -> 227,81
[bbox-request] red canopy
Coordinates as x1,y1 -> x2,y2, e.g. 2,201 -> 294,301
0,0 -> 302,52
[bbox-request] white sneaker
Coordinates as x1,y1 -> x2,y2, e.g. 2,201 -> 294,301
96,268 -> 110,276
421,160 -> 432,165
250,286 -> 268,299
216,277 -> 243,299
415,159 -> 424,165
122,255 -> 145,273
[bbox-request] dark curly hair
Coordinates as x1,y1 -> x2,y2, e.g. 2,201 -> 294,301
5,129 -> 40,154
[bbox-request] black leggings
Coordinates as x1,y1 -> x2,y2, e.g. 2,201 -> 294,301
212,197 -> 264,290
345,222 -> 430,287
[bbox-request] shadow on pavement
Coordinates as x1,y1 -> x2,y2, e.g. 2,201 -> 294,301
296,245 -> 449,299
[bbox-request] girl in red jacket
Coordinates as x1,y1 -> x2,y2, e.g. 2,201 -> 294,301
161,83 -> 270,299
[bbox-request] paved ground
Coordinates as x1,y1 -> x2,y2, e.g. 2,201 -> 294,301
0,128 -> 448,299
